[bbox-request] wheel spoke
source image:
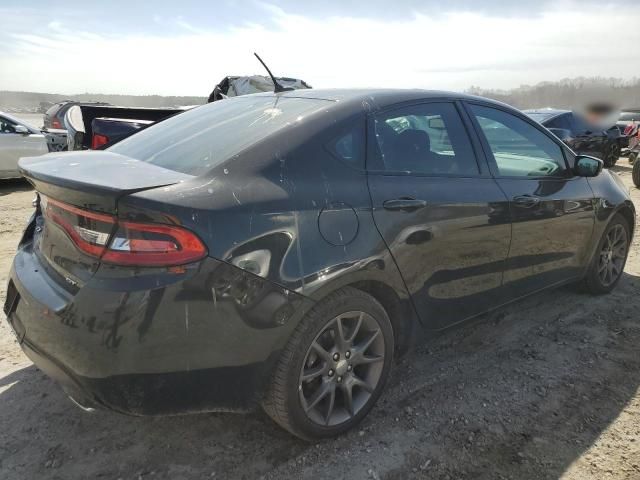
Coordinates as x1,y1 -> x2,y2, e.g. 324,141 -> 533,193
355,329 -> 380,354
304,381 -> 331,412
357,353 -> 384,365
324,386 -> 336,425
347,312 -> 364,343
351,374 -> 374,393
611,263 -> 620,276
311,341 -> 332,363
334,317 -> 348,349
342,383 -> 354,417
598,260 -> 607,273
301,364 -> 325,383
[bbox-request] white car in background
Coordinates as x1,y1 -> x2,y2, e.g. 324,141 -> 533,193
0,112 -> 49,179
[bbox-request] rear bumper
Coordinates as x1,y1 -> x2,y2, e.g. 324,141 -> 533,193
6,241 -> 312,415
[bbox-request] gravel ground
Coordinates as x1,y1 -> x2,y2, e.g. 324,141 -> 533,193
0,162 -> 639,480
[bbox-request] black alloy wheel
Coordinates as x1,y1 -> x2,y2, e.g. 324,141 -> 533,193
604,143 -> 620,167
298,310 -> 385,426
597,223 -> 628,288
263,287 -> 394,440
583,215 -> 630,293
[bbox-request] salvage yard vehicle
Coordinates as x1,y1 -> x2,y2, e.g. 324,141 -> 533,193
617,110 -> 640,154
4,89 -> 635,440
64,75 -> 311,151
64,104 -> 189,150
631,143 -> 640,187
525,109 -> 622,167
43,100 -> 110,130
0,112 -> 61,179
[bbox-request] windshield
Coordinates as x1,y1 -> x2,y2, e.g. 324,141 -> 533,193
109,96 -> 333,175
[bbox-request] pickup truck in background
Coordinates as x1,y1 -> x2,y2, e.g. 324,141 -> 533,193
65,74 -> 312,151
65,104 -> 192,150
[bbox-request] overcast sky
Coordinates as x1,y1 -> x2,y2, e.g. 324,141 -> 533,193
1,0 -> 639,96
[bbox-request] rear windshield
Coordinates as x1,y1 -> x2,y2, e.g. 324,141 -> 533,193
619,112 -> 640,121
109,96 -> 333,175
525,112 -> 558,124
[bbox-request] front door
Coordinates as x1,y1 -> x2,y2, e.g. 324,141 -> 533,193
367,101 -> 511,330
466,103 -> 595,299
0,116 -> 47,177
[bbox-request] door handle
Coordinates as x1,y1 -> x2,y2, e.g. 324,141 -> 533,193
382,198 -> 428,212
513,195 -> 541,208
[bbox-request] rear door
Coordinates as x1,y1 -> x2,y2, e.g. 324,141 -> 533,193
465,103 -> 595,298
367,101 -> 511,330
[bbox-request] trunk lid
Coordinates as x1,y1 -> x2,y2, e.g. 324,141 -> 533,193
19,151 -> 192,286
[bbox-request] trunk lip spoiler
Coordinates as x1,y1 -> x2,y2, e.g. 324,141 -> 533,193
18,151 -> 193,209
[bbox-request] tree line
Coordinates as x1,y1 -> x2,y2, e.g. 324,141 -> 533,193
466,77 -> 640,111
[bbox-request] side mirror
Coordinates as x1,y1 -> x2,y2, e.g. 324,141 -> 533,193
14,125 -> 29,135
574,155 -> 603,177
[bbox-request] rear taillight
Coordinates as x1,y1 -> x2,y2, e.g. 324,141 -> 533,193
102,222 -> 207,266
51,118 -> 62,129
42,197 -> 207,267
91,133 -> 109,149
43,197 -> 115,257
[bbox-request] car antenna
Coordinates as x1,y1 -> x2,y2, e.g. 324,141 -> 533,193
254,52 -> 293,93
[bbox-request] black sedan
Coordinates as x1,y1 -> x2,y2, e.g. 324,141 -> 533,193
525,109 -> 622,167
5,90 -> 635,440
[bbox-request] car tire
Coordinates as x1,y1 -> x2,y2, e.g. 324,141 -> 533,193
633,159 -> 640,188
582,214 -> 631,294
263,287 -> 394,440
628,152 -> 636,165
604,144 -> 620,168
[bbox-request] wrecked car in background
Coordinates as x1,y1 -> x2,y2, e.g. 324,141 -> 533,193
208,75 -> 311,102
66,74 -> 312,151
524,109 -> 622,167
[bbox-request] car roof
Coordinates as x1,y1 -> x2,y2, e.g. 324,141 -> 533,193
523,108 -> 570,115
248,88 -> 514,112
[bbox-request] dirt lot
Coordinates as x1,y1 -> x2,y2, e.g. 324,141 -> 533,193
1,164 -> 639,480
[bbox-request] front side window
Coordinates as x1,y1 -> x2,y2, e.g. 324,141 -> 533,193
469,104 -> 567,178
371,102 -> 479,175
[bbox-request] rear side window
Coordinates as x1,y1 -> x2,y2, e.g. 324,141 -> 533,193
324,117 -> 365,170
371,102 -> 479,175
110,96 -> 333,175
469,104 -> 567,178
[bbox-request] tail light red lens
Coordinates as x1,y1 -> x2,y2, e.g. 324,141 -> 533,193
51,118 -> 63,129
43,197 -> 114,257
42,197 -> 207,267
91,133 -> 110,149
102,222 -> 207,266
